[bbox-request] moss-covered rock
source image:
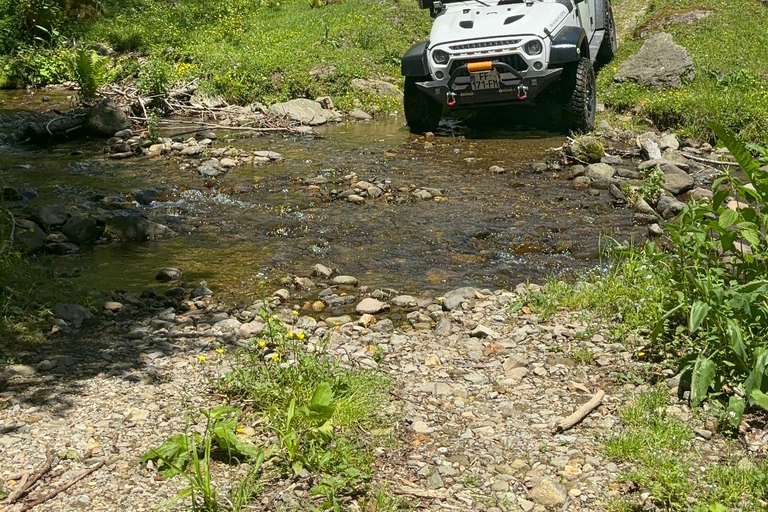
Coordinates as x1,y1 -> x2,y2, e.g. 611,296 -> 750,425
570,135 -> 605,163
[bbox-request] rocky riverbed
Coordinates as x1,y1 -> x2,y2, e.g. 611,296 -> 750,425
1,268 -> 748,511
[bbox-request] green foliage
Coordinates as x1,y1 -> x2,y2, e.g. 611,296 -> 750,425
603,0 -> 768,143
136,56 -> 173,96
147,109 -> 161,142
638,165 -> 665,205
605,388 -> 768,510
73,49 -> 106,100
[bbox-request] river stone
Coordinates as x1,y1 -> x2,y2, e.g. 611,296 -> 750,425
530,478 -> 567,507
192,285 -> 213,298
585,163 -> 616,180
661,164 -> 695,195
350,79 -> 403,99
214,318 -> 242,334
659,133 -> 680,150
614,33 -> 695,88
356,297 -> 388,314
31,205 -> 68,230
391,295 -> 417,307
326,315 -> 352,326
294,277 -> 315,290
54,303 -> 93,326
571,176 -> 591,190
269,99 -> 333,126
657,195 -> 686,219
104,301 -> 123,312
332,275 -> 358,286
105,216 -> 175,241
349,109 -> 372,121
62,214 -> 105,244
632,197 -> 659,217
13,219 -> 46,253
2,187 -> 37,202
312,263 -> 333,278
156,268 -> 183,283
689,187 -> 713,201
181,145 -> 205,157
86,98 -> 130,136
253,150 -> 283,160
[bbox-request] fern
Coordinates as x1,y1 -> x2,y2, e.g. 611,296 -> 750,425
74,49 -> 106,101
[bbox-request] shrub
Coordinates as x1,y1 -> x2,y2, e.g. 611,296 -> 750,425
136,56 -> 173,96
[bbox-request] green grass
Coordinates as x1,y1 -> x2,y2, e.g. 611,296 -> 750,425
2,0 -> 432,111
602,0 -> 768,143
605,388 -> 768,511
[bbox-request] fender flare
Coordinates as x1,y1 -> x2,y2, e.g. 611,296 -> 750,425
594,0 -> 607,31
549,26 -> 588,66
401,41 -> 430,77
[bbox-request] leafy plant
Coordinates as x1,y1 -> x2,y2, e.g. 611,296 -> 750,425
73,48 -> 106,101
136,56 -> 173,96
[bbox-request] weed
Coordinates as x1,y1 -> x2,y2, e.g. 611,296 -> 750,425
73,49 -> 106,101
572,347 -> 594,364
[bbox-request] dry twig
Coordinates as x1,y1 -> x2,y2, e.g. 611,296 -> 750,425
17,458 -> 110,511
553,389 -> 606,433
2,448 -> 54,505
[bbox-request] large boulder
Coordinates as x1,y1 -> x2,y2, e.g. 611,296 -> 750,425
14,219 -> 47,253
31,205 -> 68,230
104,216 -> 175,241
614,33 -> 695,89
86,98 -> 130,137
61,214 -> 105,244
350,79 -> 403,99
268,99 -> 339,126
661,163 -> 695,195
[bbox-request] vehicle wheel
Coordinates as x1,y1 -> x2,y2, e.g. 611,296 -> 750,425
561,57 -> 596,133
597,0 -> 618,64
404,76 -> 442,134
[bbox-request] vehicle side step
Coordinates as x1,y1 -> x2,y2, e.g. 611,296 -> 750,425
589,29 -> 604,62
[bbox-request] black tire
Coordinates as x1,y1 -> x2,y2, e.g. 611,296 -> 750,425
561,57 -> 597,133
597,0 -> 618,64
404,76 -> 442,134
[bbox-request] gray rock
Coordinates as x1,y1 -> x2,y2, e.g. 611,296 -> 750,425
356,297 -> 388,314
61,214 -> 105,244
571,176 -> 591,190
332,275 -> 358,286
349,109 -> 372,121
434,317 -> 452,336
470,324 -> 497,338
312,263 -> 333,278
132,188 -> 165,205
350,79 -> 403,99
326,315 -> 353,326
239,320 -> 265,339
192,285 -> 213,298
14,219 -> 46,252
214,318 -> 242,334
614,33 -> 696,88
391,295 -> 416,307
648,223 -> 663,237
181,145 -> 205,157
86,98 -> 130,136
269,99 -> 335,126
585,163 -> 616,180
105,216 -> 175,241
608,183 -> 627,203
32,205 -> 68,230
689,187 -> 713,201
659,133 -> 680,150
632,197 -> 659,217
156,268 -> 183,283
657,195 -> 686,219
54,303 -> 93,326
530,479 -> 567,507
662,164 -> 695,195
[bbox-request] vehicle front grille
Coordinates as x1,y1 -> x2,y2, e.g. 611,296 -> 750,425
449,39 -> 521,51
449,54 -> 528,75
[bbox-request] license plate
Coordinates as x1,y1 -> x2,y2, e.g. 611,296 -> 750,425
470,70 -> 500,91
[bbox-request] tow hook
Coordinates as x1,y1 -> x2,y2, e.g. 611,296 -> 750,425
517,84 -> 529,101
447,92 -> 457,108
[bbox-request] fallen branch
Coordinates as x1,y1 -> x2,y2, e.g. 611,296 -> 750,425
2,448 -> 54,505
128,117 -> 304,134
17,458 -> 110,511
553,389 -> 605,434
681,151 -> 738,168
392,477 -> 447,499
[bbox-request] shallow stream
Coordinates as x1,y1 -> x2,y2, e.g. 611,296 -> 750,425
0,90 -> 638,296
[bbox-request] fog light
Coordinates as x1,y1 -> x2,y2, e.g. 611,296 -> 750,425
435,71 -> 445,80
533,61 -> 543,70
524,40 -> 543,56
433,49 -> 450,65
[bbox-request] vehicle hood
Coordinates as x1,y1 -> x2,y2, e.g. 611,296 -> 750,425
429,1 -> 570,48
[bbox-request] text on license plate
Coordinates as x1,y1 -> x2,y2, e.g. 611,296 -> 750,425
470,70 -> 500,91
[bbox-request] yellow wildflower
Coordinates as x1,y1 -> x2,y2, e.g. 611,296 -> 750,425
198,354 -> 206,363
296,332 -> 305,341
258,339 -> 266,348
271,353 -> 279,362
292,310 -> 299,316
236,425 -> 244,434
216,347 -> 224,355
637,351 -> 645,358
288,330 -> 294,338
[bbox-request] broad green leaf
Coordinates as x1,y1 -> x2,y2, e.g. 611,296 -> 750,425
726,395 -> 746,428
744,350 -> 768,398
315,419 -> 334,439
688,300 -> 710,334
310,382 -> 333,408
292,460 -> 304,475
752,390 -> 768,411
708,122 -> 764,196
726,319 -> 748,367
690,355 -> 716,407
741,228 -> 760,247
718,209 -> 739,229
204,405 -> 240,421
211,422 -> 262,460
141,434 -> 193,478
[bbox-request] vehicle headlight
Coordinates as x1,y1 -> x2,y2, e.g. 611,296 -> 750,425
433,49 -> 450,65
524,40 -> 543,56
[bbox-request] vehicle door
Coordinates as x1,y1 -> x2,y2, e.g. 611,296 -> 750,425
576,0 -> 594,37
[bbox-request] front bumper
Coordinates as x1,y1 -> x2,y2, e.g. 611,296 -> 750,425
417,62 -> 562,108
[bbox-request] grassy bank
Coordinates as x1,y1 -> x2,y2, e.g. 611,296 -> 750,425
603,0 -> 768,143
0,0 -> 431,111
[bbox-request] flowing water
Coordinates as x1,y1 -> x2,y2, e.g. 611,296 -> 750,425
0,90 -> 640,296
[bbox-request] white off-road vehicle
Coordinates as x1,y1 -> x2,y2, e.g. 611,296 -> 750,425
401,0 -> 617,133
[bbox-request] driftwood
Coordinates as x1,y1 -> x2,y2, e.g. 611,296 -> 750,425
553,389 -> 606,434
16,458 -> 111,511
21,112 -> 88,141
2,448 -> 54,506
681,151 -> 739,168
